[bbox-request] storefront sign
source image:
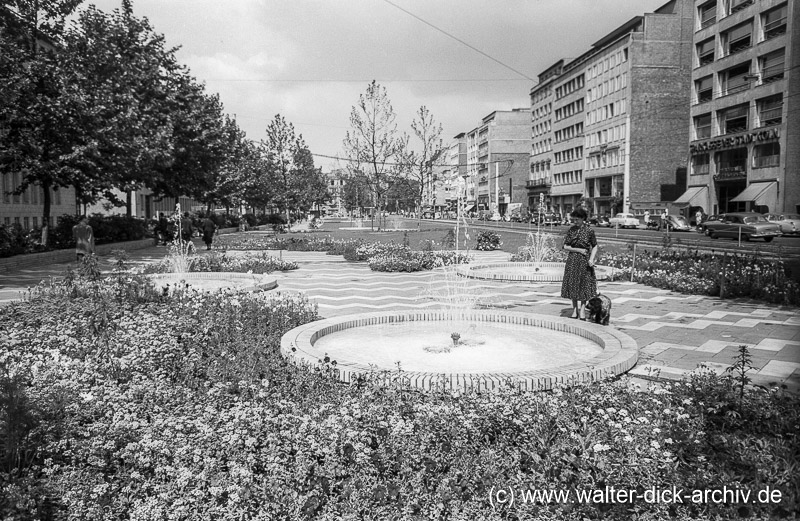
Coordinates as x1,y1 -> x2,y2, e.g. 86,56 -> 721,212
713,167 -> 747,181
690,128 -> 780,154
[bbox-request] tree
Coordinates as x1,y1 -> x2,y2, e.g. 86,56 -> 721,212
400,105 -> 445,217
149,71 -> 228,204
62,1 -> 179,214
262,114 -> 321,227
0,0 -> 90,246
342,81 -> 406,229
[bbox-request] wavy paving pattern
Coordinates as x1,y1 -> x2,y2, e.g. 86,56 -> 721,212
271,251 -> 800,389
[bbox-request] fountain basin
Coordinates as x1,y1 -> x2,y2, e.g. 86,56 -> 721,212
456,262 -> 613,282
281,310 -> 638,391
148,272 -> 278,292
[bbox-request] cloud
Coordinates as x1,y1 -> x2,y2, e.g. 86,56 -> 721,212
86,0 -> 670,169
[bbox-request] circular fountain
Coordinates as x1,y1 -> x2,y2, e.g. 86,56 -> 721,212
281,310 -> 638,391
456,262 -> 614,282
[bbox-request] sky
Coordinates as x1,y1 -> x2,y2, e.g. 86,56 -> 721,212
84,0 -> 668,171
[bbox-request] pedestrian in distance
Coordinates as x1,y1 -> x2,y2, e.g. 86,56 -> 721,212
180,212 -> 193,242
643,210 -> 650,229
695,209 -> 703,230
157,213 -> 169,245
72,216 -> 95,262
560,207 -> 599,321
201,215 -> 217,250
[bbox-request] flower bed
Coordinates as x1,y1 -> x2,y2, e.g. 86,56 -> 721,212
476,230 -> 502,251
0,273 -> 797,519
368,250 -> 472,272
599,249 -> 800,306
141,250 -> 298,274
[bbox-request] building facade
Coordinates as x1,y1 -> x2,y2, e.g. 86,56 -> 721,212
680,0 -> 797,215
528,61 -> 562,213
527,0 -> 694,219
464,109 -> 531,217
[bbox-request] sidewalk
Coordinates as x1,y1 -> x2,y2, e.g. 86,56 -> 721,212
1,241 -> 798,391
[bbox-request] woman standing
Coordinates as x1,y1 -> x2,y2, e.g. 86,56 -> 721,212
561,207 -> 599,320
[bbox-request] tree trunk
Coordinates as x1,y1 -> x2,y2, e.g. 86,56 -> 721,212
41,180 -> 52,247
126,190 -> 133,217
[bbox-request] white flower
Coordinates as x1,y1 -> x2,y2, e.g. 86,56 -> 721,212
650,440 -> 660,449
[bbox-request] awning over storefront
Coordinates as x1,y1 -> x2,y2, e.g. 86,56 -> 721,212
731,181 -> 778,209
673,186 -> 709,207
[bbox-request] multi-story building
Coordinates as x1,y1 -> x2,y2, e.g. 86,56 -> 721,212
680,0 -> 797,215
442,134 -> 468,210
323,169 -> 346,216
464,109 -> 531,217
528,61 -> 561,213
527,0 -> 694,218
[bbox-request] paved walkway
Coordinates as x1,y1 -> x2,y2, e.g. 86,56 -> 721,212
1,240 -> 798,391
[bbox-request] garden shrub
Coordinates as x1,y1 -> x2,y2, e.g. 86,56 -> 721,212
600,248 -> 800,306
141,251 -> 299,274
476,230 -> 502,251
0,224 -> 38,257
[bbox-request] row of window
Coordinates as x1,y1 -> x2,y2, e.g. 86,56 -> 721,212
554,122 -> 584,144
555,75 -> 585,100
587,100 -> 627,126
553,170 -> 583,186
697,0 -> 785,36
586,149 -> 625,170
531,87 -> 552,106
531,161 -> 551,175
532,138 -> 553,156
532,120 -> 551,138
586,48 -> 629,81
554,99 -> 585,122
586,73 -> 627,103
532,102 -> 552,122
693,94 -> 783,139
1,173 -> 63,206
587,123 -> 627,148
1,216 -> 54,230
694,49 -> 785,103
554,146 -> 583,165
691,142 -> 781,176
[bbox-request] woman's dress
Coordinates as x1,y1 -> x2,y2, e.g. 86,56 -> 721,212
560,223 -> 597,301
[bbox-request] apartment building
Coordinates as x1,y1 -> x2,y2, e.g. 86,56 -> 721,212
464,109 -> 530,217
528,61 -> 562,212
528,0 -> 694,218
442,133 -> 468,210
681,0 -> 797,214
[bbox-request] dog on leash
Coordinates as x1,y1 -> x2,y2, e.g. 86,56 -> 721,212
586,294 -> 612,325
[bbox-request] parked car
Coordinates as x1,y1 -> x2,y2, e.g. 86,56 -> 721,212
703,212 -> 780,242
701,214 -> 724,235
540,213 -> 561,226
609,212 -> 640,228
663,215 -> 693,232
765,213 -> 800,237
588,215 -> 610,227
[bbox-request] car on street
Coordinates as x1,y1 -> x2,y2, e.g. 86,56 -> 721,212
765,213 -> 800,237
703,212 -> 781,242
588,215 -> 610,227
540,213 -> 561,226
663,215 -> 693,232
609,212 -> 640,228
